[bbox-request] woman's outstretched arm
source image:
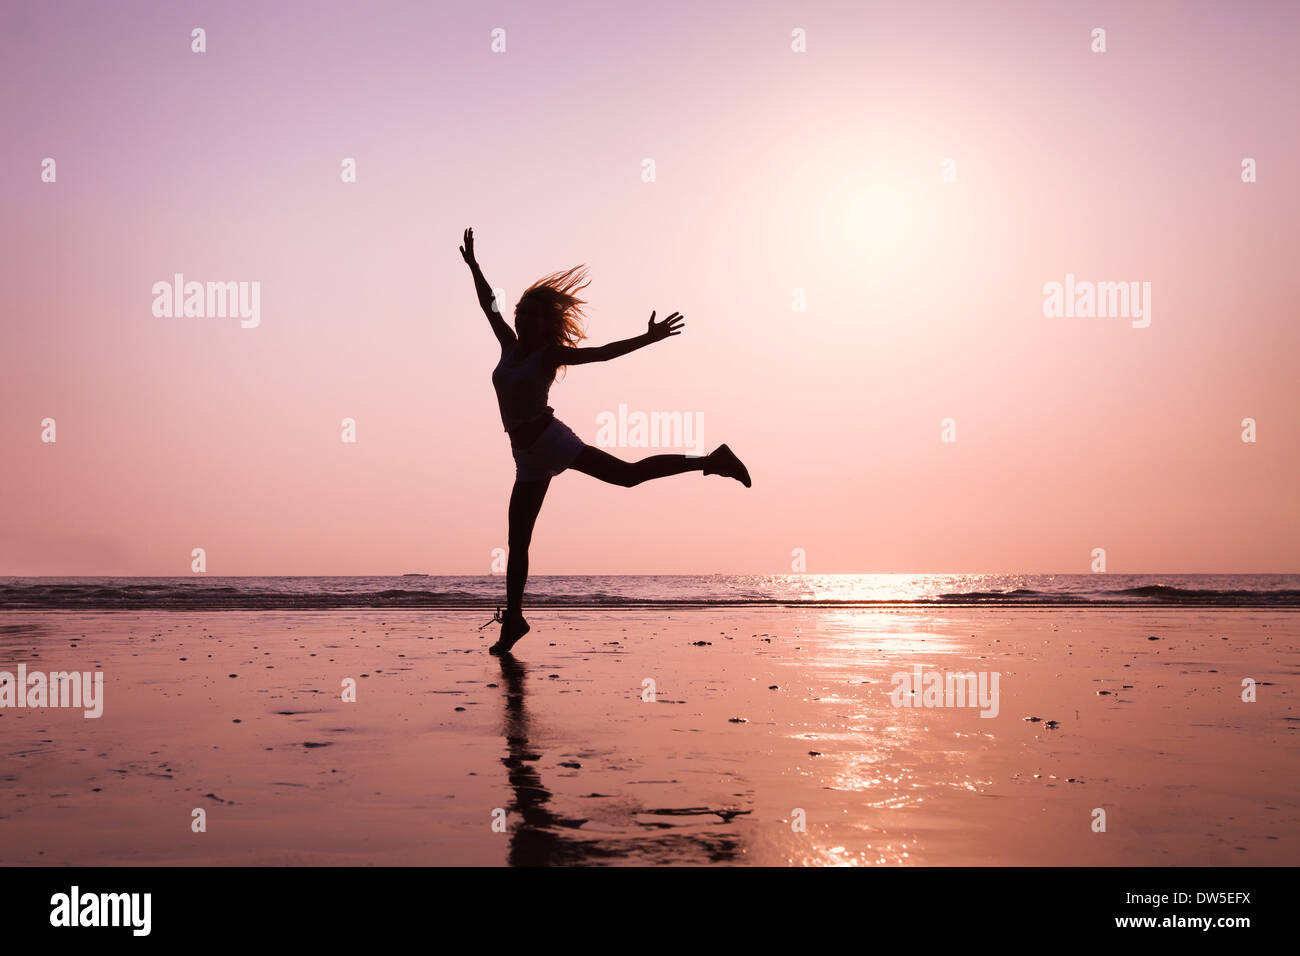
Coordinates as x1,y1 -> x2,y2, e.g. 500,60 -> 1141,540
459,227 -> 515,348
552,310 -> 684,366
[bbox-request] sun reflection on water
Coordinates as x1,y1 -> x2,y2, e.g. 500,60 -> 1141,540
775,609 -> 1001,865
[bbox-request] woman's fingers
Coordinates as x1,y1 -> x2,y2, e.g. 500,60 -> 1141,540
647,311 -> 685,339
648,310 -> 685,339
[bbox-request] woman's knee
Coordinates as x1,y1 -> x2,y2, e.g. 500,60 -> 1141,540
572,447 -> 640,487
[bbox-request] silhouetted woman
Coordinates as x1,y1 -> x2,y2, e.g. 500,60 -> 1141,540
460,227 -> 750,654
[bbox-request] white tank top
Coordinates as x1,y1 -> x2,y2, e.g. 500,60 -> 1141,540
491,346 -> 555,431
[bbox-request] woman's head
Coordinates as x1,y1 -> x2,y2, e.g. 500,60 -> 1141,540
515,266 -> 589,354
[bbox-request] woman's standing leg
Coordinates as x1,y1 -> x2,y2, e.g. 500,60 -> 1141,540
496,477 -> 549,652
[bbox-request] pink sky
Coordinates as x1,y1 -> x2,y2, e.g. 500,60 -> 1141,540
2,0 -> 1297,575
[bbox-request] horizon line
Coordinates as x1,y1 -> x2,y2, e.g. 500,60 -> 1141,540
4,571 -> 1299,579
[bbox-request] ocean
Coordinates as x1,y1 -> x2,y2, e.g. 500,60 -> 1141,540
2,573 -> 1298,609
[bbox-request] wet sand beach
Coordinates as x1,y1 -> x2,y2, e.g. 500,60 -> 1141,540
1,608 -> 1296,865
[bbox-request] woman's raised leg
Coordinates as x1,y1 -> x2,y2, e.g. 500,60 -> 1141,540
569,444 -> 750,488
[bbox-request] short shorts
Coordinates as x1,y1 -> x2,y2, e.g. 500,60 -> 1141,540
512,418 -> 585,482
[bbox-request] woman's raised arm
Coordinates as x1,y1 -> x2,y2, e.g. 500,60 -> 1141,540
459,227 -> 515,348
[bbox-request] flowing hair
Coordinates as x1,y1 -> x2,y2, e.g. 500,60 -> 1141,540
515,265 -> 589,378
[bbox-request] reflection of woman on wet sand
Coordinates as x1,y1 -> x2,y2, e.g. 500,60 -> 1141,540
461,227 -> 751,654
494,656 -> 746,865
495,654 -> 588,865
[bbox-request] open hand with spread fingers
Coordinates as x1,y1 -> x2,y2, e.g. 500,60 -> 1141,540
646,310 -> 684,343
